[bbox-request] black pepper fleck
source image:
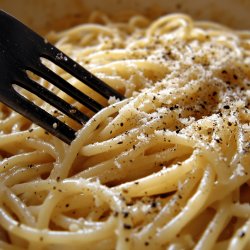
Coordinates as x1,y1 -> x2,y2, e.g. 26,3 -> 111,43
239,231 -> 245,238
123,224 -> 132,230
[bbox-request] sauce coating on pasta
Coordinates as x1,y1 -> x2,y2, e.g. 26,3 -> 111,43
0,12 -> 250,250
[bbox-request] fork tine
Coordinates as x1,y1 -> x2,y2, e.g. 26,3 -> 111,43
16,74 -> 89,124
29,63 -> 104,113
42,44 -> 125,100
1,88 -> 76,144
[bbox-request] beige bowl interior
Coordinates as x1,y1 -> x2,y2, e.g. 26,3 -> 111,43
0,0 -> 250,33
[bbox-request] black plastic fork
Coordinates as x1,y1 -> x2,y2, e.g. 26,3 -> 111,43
0,10 -> 124,144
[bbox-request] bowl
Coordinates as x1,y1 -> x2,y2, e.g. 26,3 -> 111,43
0,0 -> 250,33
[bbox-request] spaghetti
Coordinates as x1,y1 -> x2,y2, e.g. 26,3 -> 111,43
0,12 -> 250,250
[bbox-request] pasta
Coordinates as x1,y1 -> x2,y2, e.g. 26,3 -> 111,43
0,12 -> 250,250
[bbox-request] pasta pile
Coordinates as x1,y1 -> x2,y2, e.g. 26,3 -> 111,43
0,12 -> 250,250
